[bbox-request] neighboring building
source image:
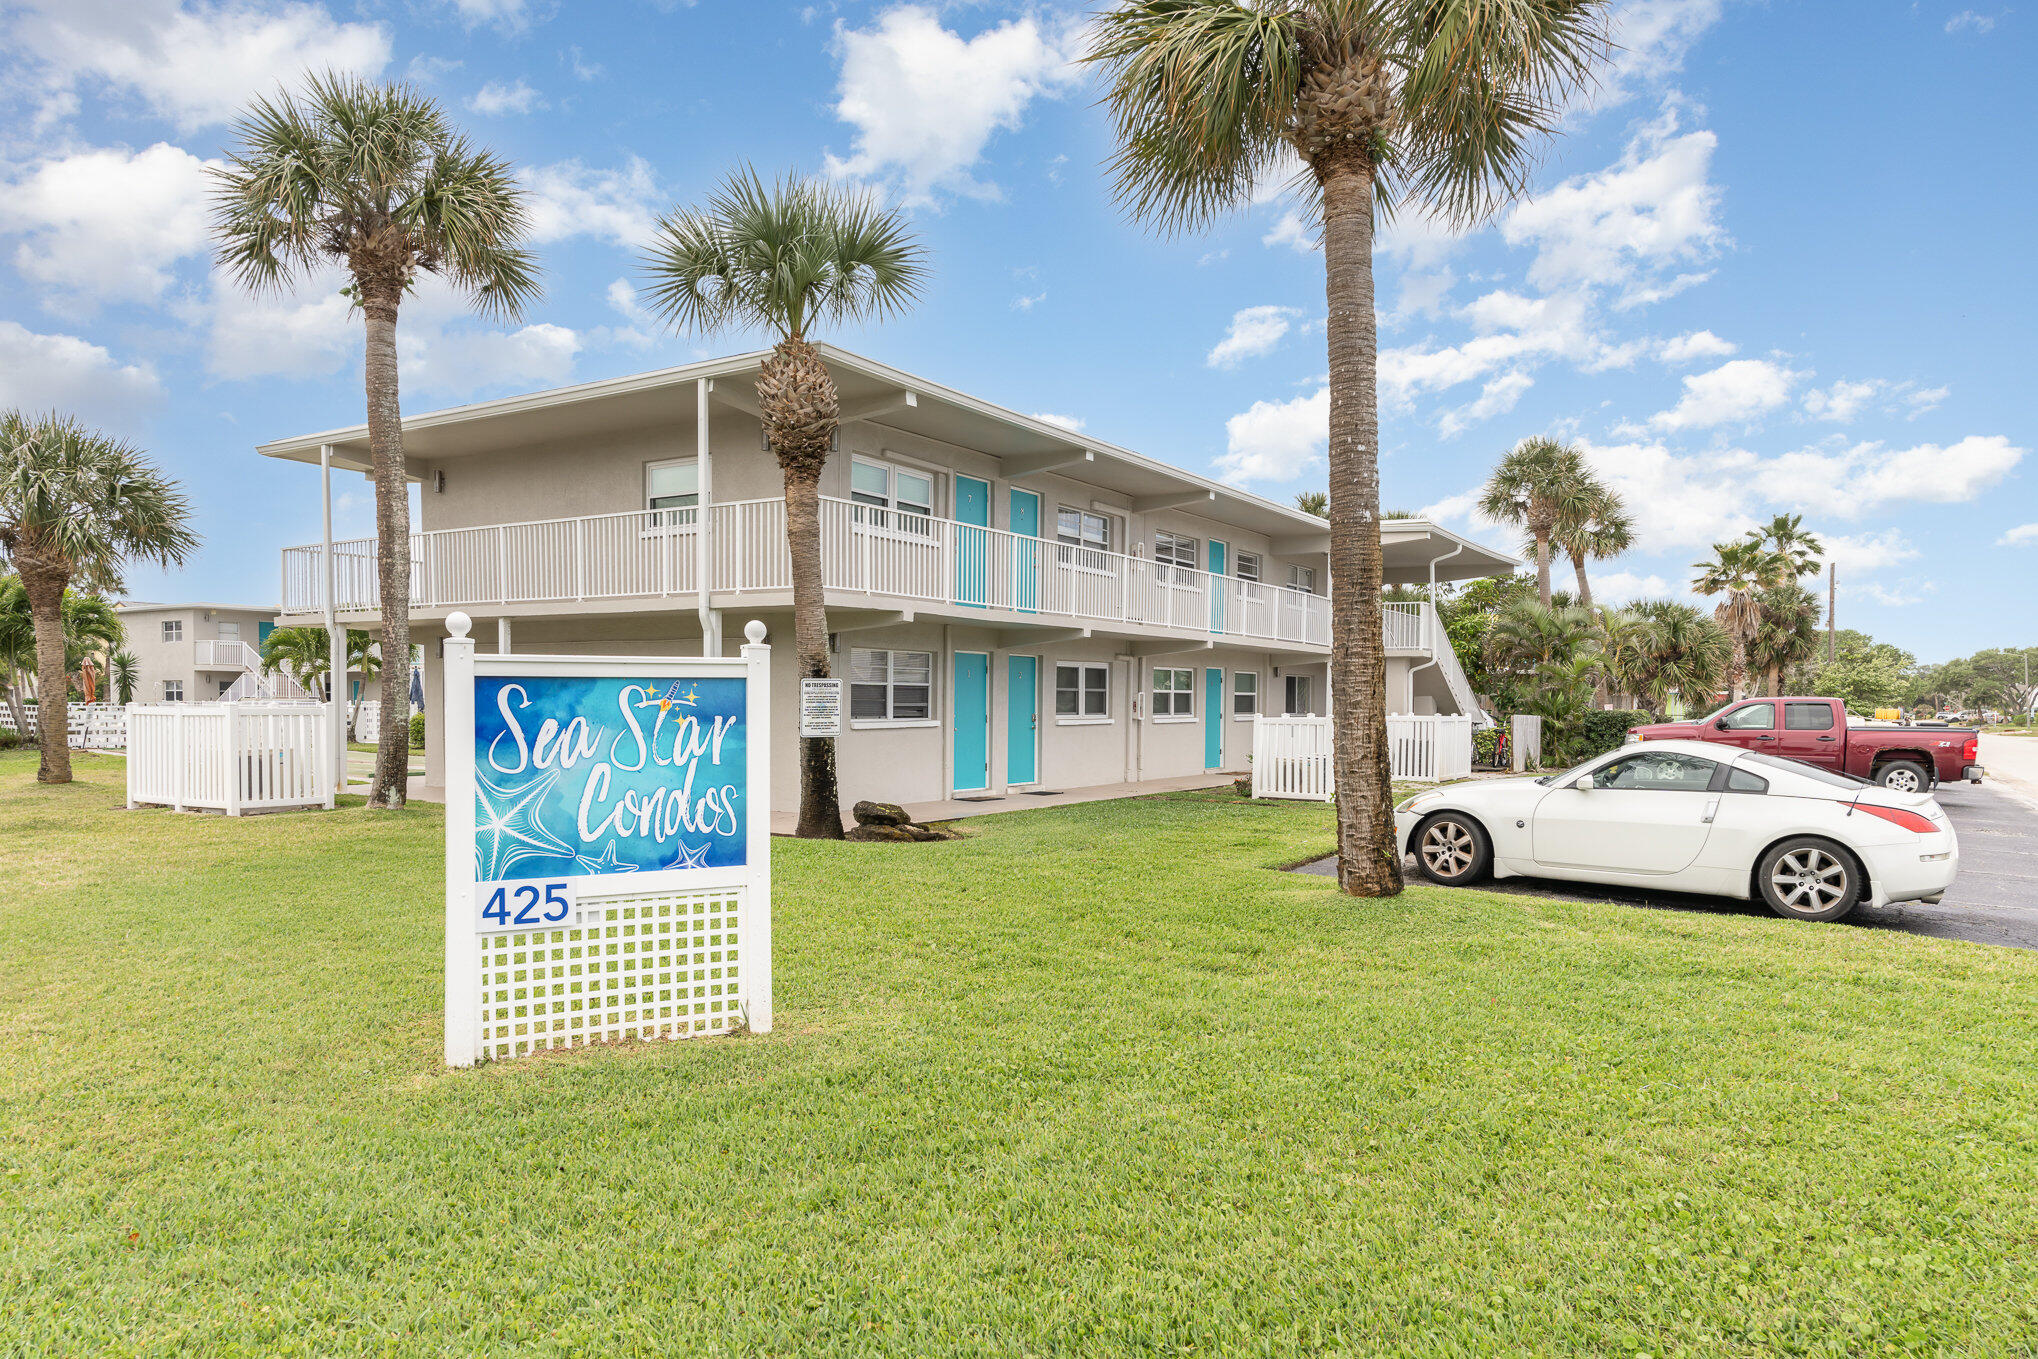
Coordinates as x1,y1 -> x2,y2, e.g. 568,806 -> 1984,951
114,602 -> 307,702
259,346 -> 1515,812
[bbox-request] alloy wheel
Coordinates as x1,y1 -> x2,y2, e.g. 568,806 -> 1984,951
1884,767 -> 1923,793
1769,847 -> 1848,913
1421,819 -> 1477,879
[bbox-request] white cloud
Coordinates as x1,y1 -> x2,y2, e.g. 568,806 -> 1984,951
563,46 -> 602,81
1030,412 -> 1084,433
468,79 -> 544,116
1011,291 -> 1046,311
1591,570 -> 1679,603
201,265 -> 356,380
1759,435 -> 2023,516
1822,528 -> 1920,575
1649,357 -> 1802,431
0,143 -> 215,311
399,321 -> 581,397
1215,387 -> 1327,485
1904,384 -> 1950,416
9,0 -> 391,132
1946,10 -> 1998,33
1583,0 -> 1726,110
1207,305 -> 1298,369
1850,580 -> 1935,607
1502,103 -> 1727,308
1999,523 -> 2038,547
1437,371 -> 1534,438
521,157 -> 662,249
0,321 -> 162,422
1380,289 -> 1626,404
1801,378 -> 1881,423
823,6 -> 1081,205
1261,208 -> 1315,253
444,0 -> 530,30
1657,329 -> 1736,363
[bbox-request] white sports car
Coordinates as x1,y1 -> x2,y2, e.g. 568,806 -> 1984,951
1393,738 -> 1959,922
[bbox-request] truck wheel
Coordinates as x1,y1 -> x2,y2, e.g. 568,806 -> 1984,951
1757,838 -> 1862,923
1877,760 -> 1929,793
1413,813 -> 1492,887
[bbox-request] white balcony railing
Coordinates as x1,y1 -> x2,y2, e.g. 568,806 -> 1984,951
194,639 -> 261,669
282,497 -> 1349,650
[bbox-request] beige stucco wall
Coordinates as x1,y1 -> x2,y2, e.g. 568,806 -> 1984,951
117,605 -> 277,701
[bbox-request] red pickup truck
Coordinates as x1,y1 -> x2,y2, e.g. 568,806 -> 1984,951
1628,697 -> 1983,793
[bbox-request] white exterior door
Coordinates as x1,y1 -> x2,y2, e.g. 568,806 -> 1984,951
1531,750 -> 1721,874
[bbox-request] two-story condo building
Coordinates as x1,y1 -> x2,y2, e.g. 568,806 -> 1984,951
114,601 -> 307,702
261,347 -> 1512,814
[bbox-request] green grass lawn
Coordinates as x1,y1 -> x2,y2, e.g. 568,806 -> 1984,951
4,750 -> 2037,1356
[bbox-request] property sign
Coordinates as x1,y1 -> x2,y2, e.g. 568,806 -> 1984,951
442,615 -> 773,1067
799,677 -> 843,738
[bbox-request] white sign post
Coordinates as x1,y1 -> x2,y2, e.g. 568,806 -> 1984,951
443,612 -> 773,1068
799,677 -> 843,738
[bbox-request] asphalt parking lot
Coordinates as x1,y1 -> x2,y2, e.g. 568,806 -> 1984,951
1297,775 -> 2038,951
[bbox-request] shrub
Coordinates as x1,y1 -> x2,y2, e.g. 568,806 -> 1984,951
1472,727 -> 1503,767
0,731 -> 19,751
409,713 -> 425,749
1578,709 -> 1651,759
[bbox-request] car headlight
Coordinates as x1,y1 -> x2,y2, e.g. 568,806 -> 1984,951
1395,792 -> 1445,815
1624,732 -> 1642,745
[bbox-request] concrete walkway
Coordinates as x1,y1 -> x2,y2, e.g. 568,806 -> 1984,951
768,772 -> 1240,836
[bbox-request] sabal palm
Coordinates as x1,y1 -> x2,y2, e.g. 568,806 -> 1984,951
1479,436 -> 1593,609
1692,539 -> 1776,701
212,72 -> 539,810
1550,478 -> 1632,612
1088,0 -> 1608,897
1748,582 -> 1821,697
1629,601 -> 1730,716
0,412 -> 195,781
109,651 -> 139,706
1594,606 -> 1657,704
262,625 -> 377,702
1748,512 -> 1822,584
1485,599 -> 1597,675
638,168 -> 927,840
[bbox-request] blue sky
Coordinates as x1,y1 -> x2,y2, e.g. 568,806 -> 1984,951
2,0 -> 2031,662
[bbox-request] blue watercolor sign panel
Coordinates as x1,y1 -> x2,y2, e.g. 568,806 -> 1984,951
471,674 -> 748,883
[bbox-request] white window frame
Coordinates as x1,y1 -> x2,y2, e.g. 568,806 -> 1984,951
1232,671 -> 1260,720
1235,552 -> 1263,583
644,457 -> 700,529
216,620 -> 241,643
1150,666 -> 1195,722
1287,564 -> 1318,595
161,620 -> 183,642
848,647 -> 938,728
1054,660 -> 1112,725
162,680 -> 183,702
1154,530 -> 1200,589
1284,674 -> 1315,716
1054,507 -> 1116,576
850,457 -> 938,540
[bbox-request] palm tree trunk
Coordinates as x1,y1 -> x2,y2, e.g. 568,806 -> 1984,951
359,280 -> 412,809
19,568 -> 73,782
782,466 -> 843,838
3,667 -> 28,743
1534,533 -> 1552,608
1572,551 -> 1594,612
1766,663 -> 1780,697
1317,152 -> 1399,898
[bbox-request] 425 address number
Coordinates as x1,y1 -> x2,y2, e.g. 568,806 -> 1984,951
476,878 -> 577,934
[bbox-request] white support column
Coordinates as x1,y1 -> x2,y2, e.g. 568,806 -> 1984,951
497,616 -> 511,655
321,443 -> 346,792
739,618 -> 773,1034
443,611 -> 480,1067
697,377 -> 719,653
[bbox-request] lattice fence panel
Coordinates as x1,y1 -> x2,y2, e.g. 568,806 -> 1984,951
478,886 -> 745,1062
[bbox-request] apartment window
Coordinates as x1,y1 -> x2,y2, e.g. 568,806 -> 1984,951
1055,662 -> 1109,718
162,680 -> 183,702
1234,552 -> 1263,583
217,621 -> 240,643
1285,675 -> 1314,716
1154,531 -> 1199,586
645,458 -> 699,526
218,678 -> 236,696
849,648 -> 934,722
161,620 -> 183,642
1233,671 -> 1259,717
1287,565 -> 1318,595
851,458 -> 935,536
1055,507 -> 1113,571
1152,667 -> 1194,718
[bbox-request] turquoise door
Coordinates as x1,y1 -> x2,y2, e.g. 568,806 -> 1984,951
1208,539 -> 1227,633
1204,668 -> 1225,769
1009,487 -> 1041,613
1007,655 -> 1038,784
953,651 -> 990,791
955,475 -> 990,608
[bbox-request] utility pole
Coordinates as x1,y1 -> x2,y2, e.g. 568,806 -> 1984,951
1827,562 -> 1836,663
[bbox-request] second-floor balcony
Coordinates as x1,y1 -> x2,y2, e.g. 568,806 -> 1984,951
194,640 -> 262,669
284,496 -> 1358,652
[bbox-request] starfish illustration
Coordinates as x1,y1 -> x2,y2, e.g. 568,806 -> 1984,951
664,839 -> 712,871
473,765 -> 577,882
574,842 -> 640,875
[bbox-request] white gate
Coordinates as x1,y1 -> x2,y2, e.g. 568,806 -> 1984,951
1511,714 -> 1545,772
1252,714 -> 1475,800
126,702 -> 333,814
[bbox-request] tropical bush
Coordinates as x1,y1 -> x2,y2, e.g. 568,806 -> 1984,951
409,712 -> 425,749
1579,709 -> 1651,759
1472,727 -> 1503,767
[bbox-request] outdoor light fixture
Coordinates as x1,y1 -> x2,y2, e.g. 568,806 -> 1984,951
434,469 -> 446,493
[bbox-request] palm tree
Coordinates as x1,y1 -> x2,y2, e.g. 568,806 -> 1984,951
1479,436 -> 1592,608
1748,582 -> 1821,698
0,575 -> 31,738
1692,538 -> 1776,701
109,651 -> 139,706
1294,490 -> 1328,517
0,412 -> 196,781
1748,512 -> 1822,583
1594,606 -> 1657,706
1087,0 -> 1608,897
211,73 -> 539,810
1484,599 -> 1598,677
1628,601 -> 1730,717
261,625 -> 378,713
1550,478 -> 1632,613
637,168 -> 927,840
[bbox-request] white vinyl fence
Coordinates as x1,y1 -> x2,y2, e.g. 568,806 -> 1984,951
1510,714 -> 1545,772
126,701 -> 333,815
1251,713 -> 1474,800
2,702 -> 129,749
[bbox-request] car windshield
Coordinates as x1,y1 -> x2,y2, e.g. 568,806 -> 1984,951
1693,701 -> 1737,725
1535,754 -> 1608,786
1738,751 -> 1870,789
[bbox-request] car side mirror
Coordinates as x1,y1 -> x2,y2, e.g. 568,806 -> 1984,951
1715,720 -> 1731,731
1575,774 -> 1595,791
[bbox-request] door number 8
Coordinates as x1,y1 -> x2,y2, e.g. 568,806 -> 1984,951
477,879 -> 576,933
